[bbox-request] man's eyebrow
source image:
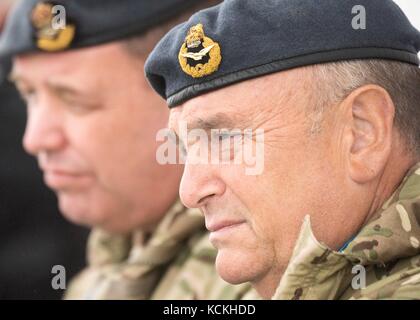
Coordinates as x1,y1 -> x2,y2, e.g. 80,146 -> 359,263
188,113 -> 248,131
8,73 -> 85,99
47,80 -> 97,103
170,112 -> 251,143
46,82 -> 80,97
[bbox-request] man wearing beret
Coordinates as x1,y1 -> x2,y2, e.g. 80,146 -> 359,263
145,0 -> 420,299
0,0 -> 252,299
0,0 -> 88,300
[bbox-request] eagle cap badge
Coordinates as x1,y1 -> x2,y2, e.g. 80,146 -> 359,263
31,2 -> 75,52
178,24 -> 222,78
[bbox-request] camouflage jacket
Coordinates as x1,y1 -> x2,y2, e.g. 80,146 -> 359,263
272,163 -> 420,300
65,200 -> 251,300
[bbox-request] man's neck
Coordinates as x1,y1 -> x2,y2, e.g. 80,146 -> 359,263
365,153 -> 417,224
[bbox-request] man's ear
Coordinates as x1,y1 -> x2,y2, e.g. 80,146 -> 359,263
341,85 -> 395,183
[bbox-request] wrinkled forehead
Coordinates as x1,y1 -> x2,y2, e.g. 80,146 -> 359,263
168,90 -> 247,132
168,67 -> 313,133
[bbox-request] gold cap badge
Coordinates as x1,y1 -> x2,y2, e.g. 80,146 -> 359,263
178,24 -> 222,78
31,2 -> 75,52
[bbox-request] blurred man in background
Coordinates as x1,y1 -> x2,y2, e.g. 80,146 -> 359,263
0,0 -> 88,299
0,0 -> 251,299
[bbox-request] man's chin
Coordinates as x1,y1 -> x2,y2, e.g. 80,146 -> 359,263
60,206 -> 93,228
57,193 -> 137,234
57,193 -> 98,228
215,248 -> 258,285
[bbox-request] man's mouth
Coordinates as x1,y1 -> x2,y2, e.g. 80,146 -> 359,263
43,169 -> 93,190
206,219 -> 247,233
207,219 -> 247,245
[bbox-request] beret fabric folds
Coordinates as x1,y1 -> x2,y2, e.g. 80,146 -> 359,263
144,0 -> 420,108
0,0 -> 204,79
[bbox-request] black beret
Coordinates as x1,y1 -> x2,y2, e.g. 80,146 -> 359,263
0,0 -> 206,79
144,0 -> 420,108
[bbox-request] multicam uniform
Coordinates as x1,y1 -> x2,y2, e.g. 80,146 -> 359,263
272,163 -> 420,300
65,200 -> 252,300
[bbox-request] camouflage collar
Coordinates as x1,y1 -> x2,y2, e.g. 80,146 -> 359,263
273,163 -> 420,300
86,199 -> 204,267
76,200 -> 205,299
342,163 -> 420,266
127,201 -> 204,266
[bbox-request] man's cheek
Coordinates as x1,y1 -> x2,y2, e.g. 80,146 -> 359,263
231,223 -> 263,251
248,216 -> 277,247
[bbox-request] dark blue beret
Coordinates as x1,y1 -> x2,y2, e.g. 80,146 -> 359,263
144,0 -> 420,108
0,0 -> 206,79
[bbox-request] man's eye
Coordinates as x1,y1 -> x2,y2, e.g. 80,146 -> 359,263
172,135 -> 187,156
218,133 -> 231,141
213,132 -> 231,141
213,131 -> 242,142
19,89 -> 36,102
63,99 -> 100,115
180,143 -> 188,157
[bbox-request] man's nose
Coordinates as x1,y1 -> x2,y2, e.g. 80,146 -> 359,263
23,101 -> 66,156
179,162 -> 226,209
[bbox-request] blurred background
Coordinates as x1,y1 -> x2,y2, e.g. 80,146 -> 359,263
393,0 -> 420,60
0,81 -> 89,300
0,0 -> 88,300
0,0 -> 419,300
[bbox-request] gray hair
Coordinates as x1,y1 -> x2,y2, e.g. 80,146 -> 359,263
311,59 -> 420,156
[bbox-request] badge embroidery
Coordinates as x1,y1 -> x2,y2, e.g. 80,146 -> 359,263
31,2 -> 75,52
179,24 -> 221,78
